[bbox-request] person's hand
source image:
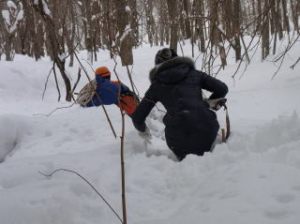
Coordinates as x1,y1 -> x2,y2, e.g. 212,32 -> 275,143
138,126 -> 152,144
206,98 -> 227,111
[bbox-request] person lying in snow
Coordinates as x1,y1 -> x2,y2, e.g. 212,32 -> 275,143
131,48 -> 228,161
76,66 -> 139,116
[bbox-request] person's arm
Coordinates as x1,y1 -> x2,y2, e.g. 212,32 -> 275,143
91,76 -> 104,106
95,75 -> 104,91
120,83 -> 130,94
200,71 -> 228,99
131,85 -> 157,132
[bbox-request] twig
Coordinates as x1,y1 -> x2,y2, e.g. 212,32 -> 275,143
271,35 -> 300,79
128,65 -> 141,97
273,34 -> 300,63
71,68 -> 82,94
240,34 -> 250,63
125,65 -> 137,95
53,64 -> 61,102
178,38 -> 184,56
290,57 -> 300,69
42,64 -> 54,100
33,103 -> 75,117
82,58 -> 96,73
238,38 -> 261,80
120,112 -> 127,224
73,50 -> 92,82
39,168 -> 123,224
271,52 -> 286,80
112,55 -> 128,224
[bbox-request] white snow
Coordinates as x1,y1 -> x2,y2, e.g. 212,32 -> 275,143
125,6 -> 131,13
1,10 -> 10,25
33,0 -> 52,17
1,1 -> 24,34
7,0 -> 17,10
41,0 -> 52,17
120,25 -> 132,43
0,40 -> 300,224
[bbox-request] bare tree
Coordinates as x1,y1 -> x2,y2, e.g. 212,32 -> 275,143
1,0 -> 299,81
31,0 -> 72,101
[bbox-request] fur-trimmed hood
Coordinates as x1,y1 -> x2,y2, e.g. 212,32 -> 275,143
149,57 -> 195,84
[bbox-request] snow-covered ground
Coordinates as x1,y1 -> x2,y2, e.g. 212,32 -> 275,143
0,42 -> 300,224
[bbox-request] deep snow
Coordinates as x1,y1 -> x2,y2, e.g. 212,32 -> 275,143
0,41 -> 300,224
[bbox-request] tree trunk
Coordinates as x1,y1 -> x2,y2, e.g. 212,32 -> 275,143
183,0 -> 192,39
233,0 -> 241,61
281,0 -> 290,32
145,0 -> 155,46
262,0 -> 270,59
129,0 -> 139,46
116,0 -> 133,65
194,0 -> 205,52
167,0 -> 179,52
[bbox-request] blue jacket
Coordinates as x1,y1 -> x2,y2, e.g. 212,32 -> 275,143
86,75 -> 130,107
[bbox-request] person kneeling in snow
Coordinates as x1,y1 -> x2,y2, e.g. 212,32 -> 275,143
131,48 -> 228,161
76,66 -> 138,116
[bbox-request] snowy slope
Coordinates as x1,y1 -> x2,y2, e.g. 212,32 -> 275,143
0,43 -> 300,224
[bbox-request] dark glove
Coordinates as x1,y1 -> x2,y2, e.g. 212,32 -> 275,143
206,98 -> 227,111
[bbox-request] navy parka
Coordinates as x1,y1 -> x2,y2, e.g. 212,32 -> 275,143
131,57 -> 228,160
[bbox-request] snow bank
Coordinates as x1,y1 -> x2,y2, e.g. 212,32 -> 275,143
0,42 -> 300,224
0,114 -> 30,162
253,112 -> 300,152
0,115 -> 18,161
0,56 -> 66,114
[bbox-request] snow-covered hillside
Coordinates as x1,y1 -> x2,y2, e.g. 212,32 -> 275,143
0,43 -> 300,224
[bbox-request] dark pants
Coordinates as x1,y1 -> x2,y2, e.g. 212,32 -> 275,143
165,124 -> 219,161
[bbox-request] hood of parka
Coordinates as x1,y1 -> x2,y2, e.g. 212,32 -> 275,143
149,57 -> 195,84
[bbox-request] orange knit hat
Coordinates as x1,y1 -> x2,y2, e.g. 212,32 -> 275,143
95,66 -> 111,77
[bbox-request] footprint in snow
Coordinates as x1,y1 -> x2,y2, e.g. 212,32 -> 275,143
44,130 -> 52,137
274,193 -> 295,204
291,185 -> 300,192
264,209 -> 290,220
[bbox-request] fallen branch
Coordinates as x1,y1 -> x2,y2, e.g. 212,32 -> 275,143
33,103 -> 75,117
39,168 -> 122,223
